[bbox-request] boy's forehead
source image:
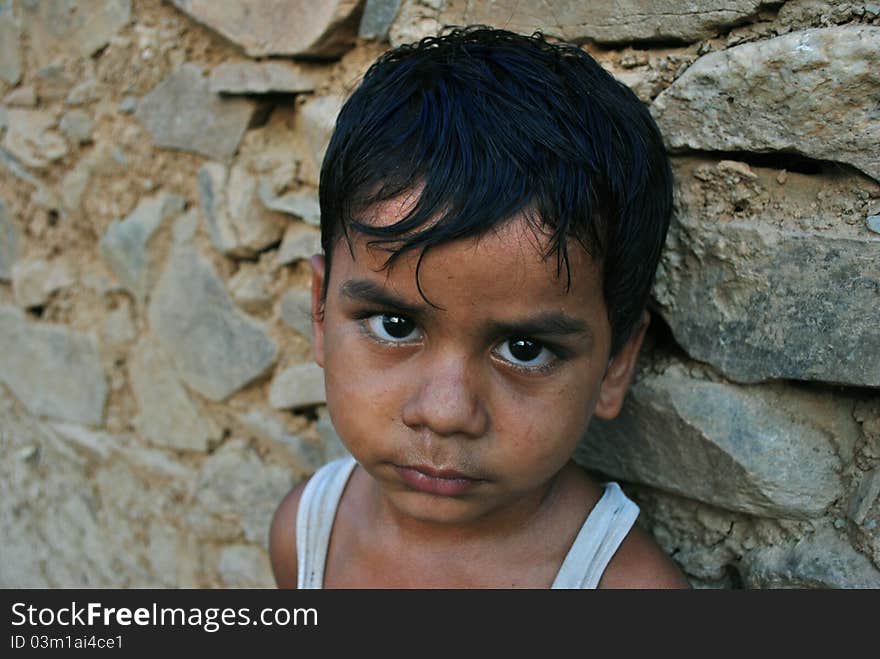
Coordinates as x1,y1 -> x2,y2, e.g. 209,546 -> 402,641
335,213 -> 604,314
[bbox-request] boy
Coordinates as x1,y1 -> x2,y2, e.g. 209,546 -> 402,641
270,27 -> 689,588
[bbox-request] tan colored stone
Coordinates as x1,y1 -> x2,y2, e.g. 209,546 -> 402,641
128,336 -> 221,452
2,109 -> 68,169
391,0 -> 772,47
269,363 -> 326,410
652,26 -> 880,181
11,257 -> 75,309
171,0 -> 362,57
21,0 -> 131,69
577,361 -> 855,518
210,61 -> 322,95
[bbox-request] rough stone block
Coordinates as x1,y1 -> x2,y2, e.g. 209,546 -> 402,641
269,363 -> 325,410
0,0 -> 22,85
20,0 -> 130,69
59,109 -> 93,144
655,158 -> 880,386
100,192 -> 185,304
359,0 -> 402,40
261,187 -> 321,227
147,246 -> 278,402
217,545 -> 274,588
652,26 -> 880,182
741,525 -> 880,588
280,288 -> 313,339
209,61 -> 321,95
238,408 -> 324,477
2,109 -> 68,169
391,0 -> 773,47
576,363 -> 856,518
189,439 -> 294,545
128,336 -> 221,452
228,265 -> 273,315
277,222 -> 321,265
11,257 -> 74,308
0,304 -> 107,425
0,199 -> 20,281
171,0 -> 362,58
199,162 -> 286,257
135,64 -> 255,161
292,95 -> 343,187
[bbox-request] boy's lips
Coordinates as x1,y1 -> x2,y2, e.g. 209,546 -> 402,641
394,464 -> 483,496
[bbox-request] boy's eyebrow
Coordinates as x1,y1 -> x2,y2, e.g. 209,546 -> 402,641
486,314 -> 594,345
340,278 -> 593,344
339,279 -> 428,316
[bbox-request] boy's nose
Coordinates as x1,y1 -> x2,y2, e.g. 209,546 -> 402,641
400,349 -> 490,439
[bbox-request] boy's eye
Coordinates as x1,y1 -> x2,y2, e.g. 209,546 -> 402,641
494,338 -> 556,371
364,314 -> 422,342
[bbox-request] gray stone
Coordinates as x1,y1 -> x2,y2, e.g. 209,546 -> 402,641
199,162 -> 286,258
59,109 -> 93,144
147,246 -> 278,402
128,336 -> 221,452
652,26 -> 880,182
238,408 -> 325,477
11,257 -> 74,308
118,95 -> 137,114
228,265 -> 273,315
280,288 -> 313,339
277,222 -> 321,265
135,64 -> 256,161
316,407 -> 350,462
292,95 -> 343,187
100,192 -> 186,304
49,422 -> 116,461
2,109 -> 68,169
262,186 -> 322,227
0,304 -> 107,425
576,364 -> 853,518
60,162 -> 91,213
0,144 -> 42,189
217,545 -> 274,588
0,0 -> 22,85
849,468 -> 880,525
868,214 -> 880,234
655,158 -> 880,386
21,0 -> 131,69
741,525 -> 880,588
0,387 -> 119,586
65,77 -> 101,105
171,0 -> 362,58
269,362 -> 326,410
172,208 -> 199,244
101,299 -> 136,348
189,439 -> 294,544
359,0 -> 402,40
209,61 -> 322,95
391,0 -> 772,47
0,199 -> 20,281
4,84 -> 36,106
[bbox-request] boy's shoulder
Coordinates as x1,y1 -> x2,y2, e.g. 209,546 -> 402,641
268,477 -> 310,589
567,466 -> 690,589
599,519 -> 691,589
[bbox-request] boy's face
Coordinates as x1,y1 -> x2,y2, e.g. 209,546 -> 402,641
310,200 -> 646,527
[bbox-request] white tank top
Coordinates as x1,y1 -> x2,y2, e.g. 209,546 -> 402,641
296,455 -> 639,588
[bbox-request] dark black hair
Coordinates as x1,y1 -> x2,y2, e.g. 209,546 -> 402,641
318,26 -> 672,355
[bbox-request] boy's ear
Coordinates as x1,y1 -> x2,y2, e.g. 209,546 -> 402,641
592,310 -> 649,420
310,254 -> 326,368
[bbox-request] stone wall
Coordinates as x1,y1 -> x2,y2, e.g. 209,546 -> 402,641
0,0 -> 877,588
